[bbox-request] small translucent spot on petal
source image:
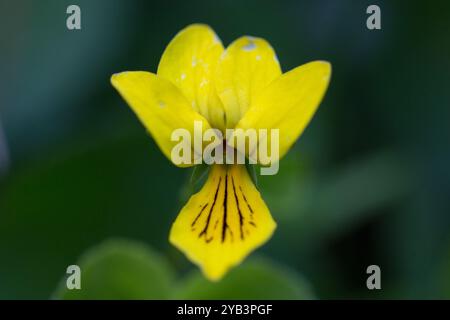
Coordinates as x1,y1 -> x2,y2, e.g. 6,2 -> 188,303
192,57 -> 197,67
219,51 -> 228,61
273,54 -> 279,64
199,78 -> 208,87
113,71 -> 129,78
213,33 -> 222,44
255,55 -> 262,61
242,40 -> 256,51
158,100 -> 166,108
181,73 -> 186,80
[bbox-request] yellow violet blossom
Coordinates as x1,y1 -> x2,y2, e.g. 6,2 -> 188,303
111,24 -> 331,281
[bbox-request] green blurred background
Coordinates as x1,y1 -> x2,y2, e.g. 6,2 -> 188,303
1,0 -> 450,299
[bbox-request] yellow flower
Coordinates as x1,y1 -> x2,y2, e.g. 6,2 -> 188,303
111,24 -> 331,281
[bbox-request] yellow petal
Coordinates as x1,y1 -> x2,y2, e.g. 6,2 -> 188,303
111,71 -> 211,167
235,61 -> 331,161
157,24 -> 226,130
170,164 -> 276,281
215,36 -> 282,128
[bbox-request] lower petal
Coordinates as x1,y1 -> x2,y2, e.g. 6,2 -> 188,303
169,164 -> 276,281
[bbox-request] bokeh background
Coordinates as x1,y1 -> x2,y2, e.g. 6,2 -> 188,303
1,0 -> 450,299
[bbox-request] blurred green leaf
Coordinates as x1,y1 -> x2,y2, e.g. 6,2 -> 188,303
54,239 -> 174,300
261,151 -> 415,249
173,257 -> 314,300
259,152 -> 312,221
0,128 -> 183,298
297,151 -> 414,246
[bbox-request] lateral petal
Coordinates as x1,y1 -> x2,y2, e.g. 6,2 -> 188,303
235,61 -> 331,161
111,71 -> 211,167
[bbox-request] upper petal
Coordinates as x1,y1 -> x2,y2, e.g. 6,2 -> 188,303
215,36 -> 282,128
235,61 -> 331,161
157,24 -> 226,129
111,71 -> 211,167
